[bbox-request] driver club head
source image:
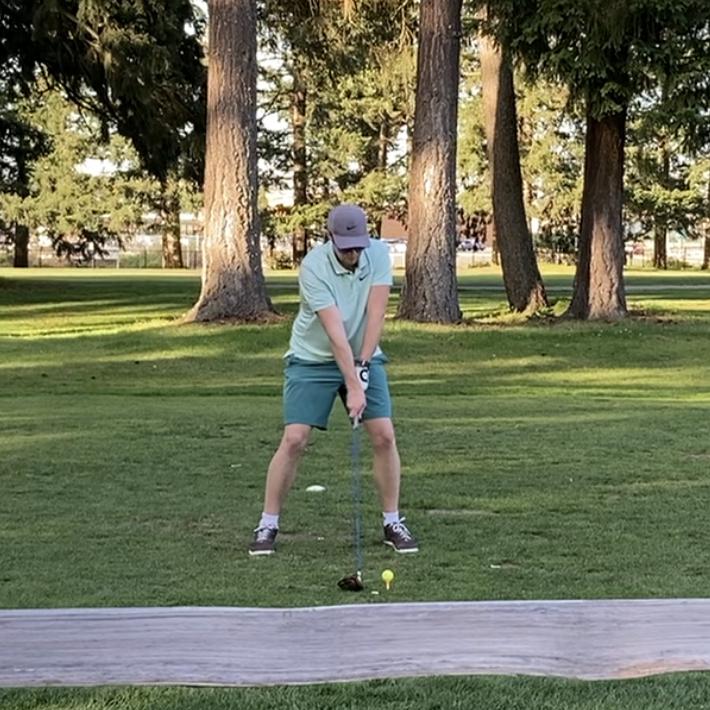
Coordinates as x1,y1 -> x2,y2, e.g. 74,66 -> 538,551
338,572 -> 364,592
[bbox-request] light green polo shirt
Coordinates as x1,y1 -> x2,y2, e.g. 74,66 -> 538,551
286,239 -> 392,362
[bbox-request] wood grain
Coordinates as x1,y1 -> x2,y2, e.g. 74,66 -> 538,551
2,599 -> 710,687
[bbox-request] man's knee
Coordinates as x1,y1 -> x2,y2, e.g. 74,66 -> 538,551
280,425 -> 311,457
366,419 -> 397,451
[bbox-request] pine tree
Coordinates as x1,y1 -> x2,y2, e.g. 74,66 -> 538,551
1,1 -> 206,267
185,0 -> 274,322
0,88 -> 149,263
626,77 -> 710,269
258,0 -> 416,256
397,0 -> 463,323
495,0 -> 710,319
477,6 -> 548,312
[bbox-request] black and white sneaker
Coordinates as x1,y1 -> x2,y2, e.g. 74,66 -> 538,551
383,518 -> 419,553
248,526 -> 278,556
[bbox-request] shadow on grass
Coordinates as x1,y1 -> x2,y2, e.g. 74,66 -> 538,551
0,274 -> 300,324
1,307 -> 709,405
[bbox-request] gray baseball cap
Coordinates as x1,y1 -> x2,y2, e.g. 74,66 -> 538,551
327,204 -> 371,250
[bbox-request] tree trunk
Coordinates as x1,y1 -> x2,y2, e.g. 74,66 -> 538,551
160,180 -> 184,269
479,16 -> 548,312
397,0 -> 462,323
291,59 -> 308,266
487,217 -> 499,265
653,224 -> 667,270
185,0 -> 274,322
653,138 -> 669,270
13,224 -> 30,268
378,116 -> 390,170
567,109 -> 627,320
705,179 -> 710,270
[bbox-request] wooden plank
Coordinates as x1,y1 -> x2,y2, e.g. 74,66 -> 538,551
2,599 -> 710,687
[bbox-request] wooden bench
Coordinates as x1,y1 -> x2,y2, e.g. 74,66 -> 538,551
2,599 -> 710,687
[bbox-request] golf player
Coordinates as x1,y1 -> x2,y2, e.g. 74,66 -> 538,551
249,203 -> 418,556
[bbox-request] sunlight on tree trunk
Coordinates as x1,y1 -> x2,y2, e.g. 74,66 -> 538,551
479,13 -> 548,313
397,0 -> 462,323
185,0 -> 274,323
568,111 -> 628,320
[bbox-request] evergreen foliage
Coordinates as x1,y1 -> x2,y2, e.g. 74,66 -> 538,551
0,0 -> 206,262
1,0 -> 708,282
258,0 -> 416,245
493,0 -> 710,123
0,88 -> 151,262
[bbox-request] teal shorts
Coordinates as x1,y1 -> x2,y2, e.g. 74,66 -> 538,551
283,355 -> 392,430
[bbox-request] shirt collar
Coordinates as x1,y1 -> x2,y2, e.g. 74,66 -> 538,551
327,241 -> 370,277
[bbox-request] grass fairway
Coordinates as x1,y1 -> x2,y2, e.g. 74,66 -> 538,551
2,265 -> 710,708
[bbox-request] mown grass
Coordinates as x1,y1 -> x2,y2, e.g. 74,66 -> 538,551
1,265 -> 710,708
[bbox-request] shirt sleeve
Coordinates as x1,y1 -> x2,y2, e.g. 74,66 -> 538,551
299,264 -> 336,312
371,242 -> 393,287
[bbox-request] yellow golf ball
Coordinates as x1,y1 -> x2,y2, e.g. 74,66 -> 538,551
381,569 -> 394,589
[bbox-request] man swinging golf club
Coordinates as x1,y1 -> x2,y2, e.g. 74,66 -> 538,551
249,203 -> 419,557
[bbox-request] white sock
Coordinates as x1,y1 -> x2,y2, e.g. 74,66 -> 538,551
383,511 -> 400,527
259,512 -> 279,530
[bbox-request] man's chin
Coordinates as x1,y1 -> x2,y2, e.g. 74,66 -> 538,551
337,255 -> 359,268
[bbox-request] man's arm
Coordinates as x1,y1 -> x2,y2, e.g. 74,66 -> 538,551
317,305 -> 366,420
358,285 -> 390,362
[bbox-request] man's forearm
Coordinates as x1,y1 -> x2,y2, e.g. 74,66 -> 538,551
359,285 -> 390,361
358,308 -> 385,362
316,305 -> 361,386
331,337 -> 360,387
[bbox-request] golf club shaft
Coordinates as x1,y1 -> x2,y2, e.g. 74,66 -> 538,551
351,420 -> 364,577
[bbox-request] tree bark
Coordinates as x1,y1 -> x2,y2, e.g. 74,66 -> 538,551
567,109 -> 627,320
185,0 -> 274,322
702,177 -> 709,270
487,217 -> 499,265
652,138 -> 669,270
479,17 -> 548,312
653,223 -> 667,270
13,148 -> 30,268
291,58 -> 308,266
397,0 -> 462,323
13,224 -> 30,268
160,180 -> 184,269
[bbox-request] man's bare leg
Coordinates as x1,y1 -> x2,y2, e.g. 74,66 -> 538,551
262,423 -> 312,515
363,417 -> 400,512
364,417 -> 418,552
249,424 -> 312,556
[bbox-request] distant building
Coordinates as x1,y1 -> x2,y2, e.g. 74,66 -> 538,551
380,216 -> 408,240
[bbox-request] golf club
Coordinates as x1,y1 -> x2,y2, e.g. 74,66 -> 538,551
337,390 -> 365,591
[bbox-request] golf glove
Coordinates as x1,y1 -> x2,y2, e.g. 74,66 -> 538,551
355,359 -> 370,392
